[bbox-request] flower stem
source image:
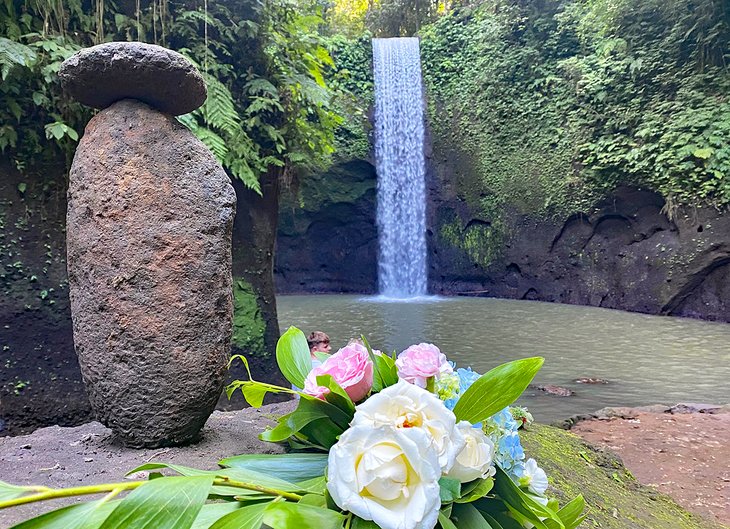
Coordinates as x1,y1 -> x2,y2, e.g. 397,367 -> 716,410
0,477 -> 304,511
0,481 -> 147,509
219,477 -> 303,501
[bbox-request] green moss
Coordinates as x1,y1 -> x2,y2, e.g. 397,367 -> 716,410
299,162 -> 375,212
231,278 -> 267,357
439,214 -> 505,269
522,424 -> 724,529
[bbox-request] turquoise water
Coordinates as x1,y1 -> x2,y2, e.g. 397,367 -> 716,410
277,295 -> 730,422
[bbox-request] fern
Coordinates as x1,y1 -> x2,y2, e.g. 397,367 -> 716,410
0,37 -> 37,80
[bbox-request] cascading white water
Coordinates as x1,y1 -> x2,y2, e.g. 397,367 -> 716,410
372,37 -> 428,298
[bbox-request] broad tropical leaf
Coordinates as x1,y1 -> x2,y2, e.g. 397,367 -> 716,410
453,358 -> 544,424
99,475 -> 213,529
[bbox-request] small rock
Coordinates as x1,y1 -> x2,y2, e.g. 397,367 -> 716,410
20,444 -> 31,449
669,403 -> 723,415
533,384 -> 574,397
59,42 -> 206,115
84,458 -> 93,463
575,377 -> 609,384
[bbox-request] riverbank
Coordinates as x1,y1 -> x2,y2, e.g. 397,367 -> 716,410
0,402 -> 725,529
568,404 -> 730,527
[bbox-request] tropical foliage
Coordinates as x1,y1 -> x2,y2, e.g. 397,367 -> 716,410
0,0 -> 340,192
419,0 -> 730,219
0,328 -> 584,529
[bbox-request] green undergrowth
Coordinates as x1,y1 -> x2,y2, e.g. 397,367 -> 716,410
522,424 -> 725,529
419,0 -> 730,263
231,278 -> 267,357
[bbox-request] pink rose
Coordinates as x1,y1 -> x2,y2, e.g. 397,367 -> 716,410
303,343 -> 374,402
396,343 -> 453,388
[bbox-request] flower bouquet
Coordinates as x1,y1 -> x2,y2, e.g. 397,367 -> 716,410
0,327 -> 584,529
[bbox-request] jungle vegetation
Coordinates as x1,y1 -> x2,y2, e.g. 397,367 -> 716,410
1,0 -> 729,362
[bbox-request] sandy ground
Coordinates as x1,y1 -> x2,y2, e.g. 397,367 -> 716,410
0,403 -> 295,528
572,407 -> 730,527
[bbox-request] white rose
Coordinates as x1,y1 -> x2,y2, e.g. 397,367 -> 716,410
327,424 -> 441,529
444,421 -> 496,483
352,380 -> 465,472
520,458 -> 549,496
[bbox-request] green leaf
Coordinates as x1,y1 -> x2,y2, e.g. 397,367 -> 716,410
451,503 -> 495,528
453,357 -> 544,424
557,495 -> 586,529
693,147 -> 713,159
362,335 -> 398,392
276,326 -> 312,388
242,383 -> 269,408
99,475 -> 214,529
191,502 -> 247,529
317,373 -> 355,413
10,499 -> 118,529
0,480 -> 31,502
127,463 -> 302,495
456,478 -> 494,503
262,502 -> 345,529
439,477 -> 462,503
352,517 -> 380,529
219,453 -> 328,483
297,493 -> 327,507
17,182 -> 26,194
438,511 -> 459,529
488,467 -> 561,529
208,501 -> 271,529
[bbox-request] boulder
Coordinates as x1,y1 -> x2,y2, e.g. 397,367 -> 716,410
66,99 -> 236,447
59,42 -> 206,115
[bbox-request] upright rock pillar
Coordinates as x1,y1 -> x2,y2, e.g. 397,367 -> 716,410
60,42 -> 236,447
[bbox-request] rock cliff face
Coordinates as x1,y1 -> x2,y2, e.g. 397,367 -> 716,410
275,159 -> 378,293
274,155 -> 730,322
428,178 -> 730,321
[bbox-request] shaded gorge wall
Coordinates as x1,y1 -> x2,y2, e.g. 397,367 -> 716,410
274,1 -> 730,322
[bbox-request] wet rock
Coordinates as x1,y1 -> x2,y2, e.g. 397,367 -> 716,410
575,377 -> 609,384
66,99 -> 236,447
59,42 -> 206,115
532,384 -> 575,397
669,402 -> 724,414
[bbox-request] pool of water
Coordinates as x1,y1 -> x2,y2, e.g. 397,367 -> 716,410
277,295 -> 730,423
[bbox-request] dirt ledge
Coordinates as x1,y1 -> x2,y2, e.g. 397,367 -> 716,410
0,402 -> 725,529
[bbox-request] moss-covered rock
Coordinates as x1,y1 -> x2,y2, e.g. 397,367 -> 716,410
522,424 -> 724,529
232,277 -> 267,356
276,159 -> 378,293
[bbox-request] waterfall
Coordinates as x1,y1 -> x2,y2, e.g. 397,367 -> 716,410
372,37 -> 428,298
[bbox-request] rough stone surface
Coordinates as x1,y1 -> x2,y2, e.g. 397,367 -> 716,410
66,99 -> 236,447
571,408 -> 730,526
59,42 -> 206,115
427,180 -> 730,322
275,159 -> 378,293
532,384 -> 575,397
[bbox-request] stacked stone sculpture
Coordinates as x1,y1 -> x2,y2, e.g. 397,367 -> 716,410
60,42 -> 236,448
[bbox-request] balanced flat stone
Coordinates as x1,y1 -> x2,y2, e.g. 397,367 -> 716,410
66,99 -> 236,447
59,41 -> 206,115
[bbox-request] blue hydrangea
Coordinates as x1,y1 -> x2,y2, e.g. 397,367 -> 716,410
496,431 -> 525,470
441,366 -> 483,410
456,367 -> 481,393
492,407 -> 520,433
